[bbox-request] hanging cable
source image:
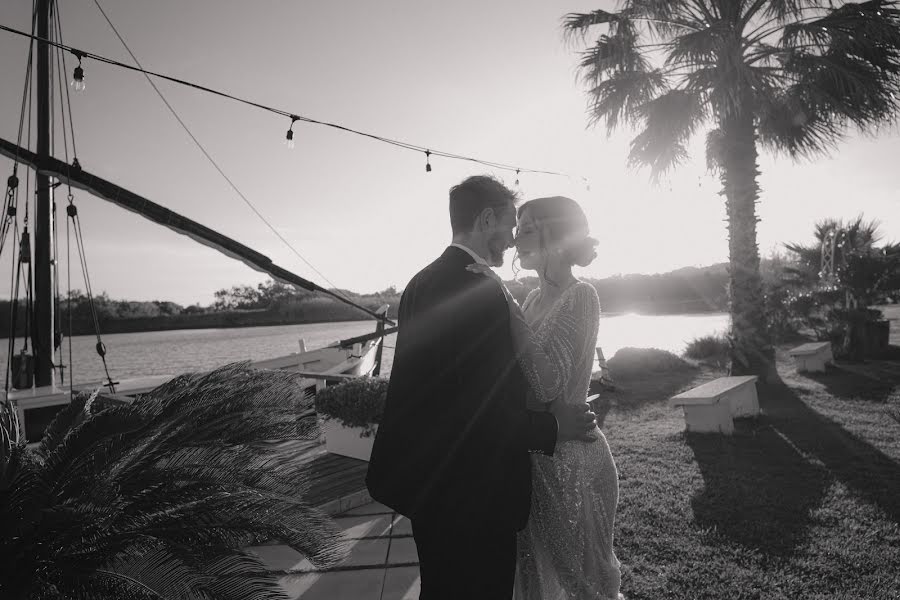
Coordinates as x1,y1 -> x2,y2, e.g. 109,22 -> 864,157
0,22 -> 582,182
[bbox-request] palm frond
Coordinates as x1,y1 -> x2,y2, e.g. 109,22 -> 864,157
757,84 -> 844,157
627,0 -> 703,37
782,1 -> 900,48
781,49 -> 900,127
627,89 -> 707,179
587,69 -> 669,133
579,32 -> 651,84
628,133 -> 689,182
665,21 -> 728,68
757,0 -> 823,25
563,9 -> 621,42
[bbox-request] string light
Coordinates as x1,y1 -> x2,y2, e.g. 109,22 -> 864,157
71,51 -> 85,92
285,115 -> 298,150
515,169 -> 520,186
425,150 -> 432,173
0,23 -> 584,182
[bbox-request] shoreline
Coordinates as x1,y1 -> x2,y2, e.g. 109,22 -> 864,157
0,312 -> 392,340
0,308 -> 732,339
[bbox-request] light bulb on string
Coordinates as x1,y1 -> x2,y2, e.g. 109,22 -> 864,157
425,150 -> 432,173
285,116 -> 298,150
71,52 -> 85,92
515,170 -> 520,187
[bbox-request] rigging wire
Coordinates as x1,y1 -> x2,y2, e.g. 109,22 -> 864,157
11,4 -> 39,175
49,1 -> 115,392
52,2 -> 78,167
90,0 -> 354,302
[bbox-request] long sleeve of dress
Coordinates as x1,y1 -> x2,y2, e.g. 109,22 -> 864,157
510,283 -> 600,405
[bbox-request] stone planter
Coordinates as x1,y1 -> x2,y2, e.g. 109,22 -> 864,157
865,320 -> 891,358
321,418 -> 377,462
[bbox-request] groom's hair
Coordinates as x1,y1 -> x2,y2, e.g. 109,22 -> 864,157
449,175 -> 519,235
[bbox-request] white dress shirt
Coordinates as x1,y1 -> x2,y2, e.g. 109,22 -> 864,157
449,243 -> 489,266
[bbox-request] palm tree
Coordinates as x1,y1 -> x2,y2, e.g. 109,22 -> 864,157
0,363 -> 345,600
783,215 -> 885,285
563,0 -> 900,376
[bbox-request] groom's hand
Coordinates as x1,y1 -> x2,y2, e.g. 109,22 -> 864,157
551,400 -> 597,443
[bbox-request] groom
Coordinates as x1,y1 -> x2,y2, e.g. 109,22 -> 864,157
366,175 -> 597,599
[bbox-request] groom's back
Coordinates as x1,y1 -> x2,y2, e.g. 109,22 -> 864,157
366,247 -> 531,528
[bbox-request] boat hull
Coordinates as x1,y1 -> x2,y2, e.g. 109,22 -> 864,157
3,339 -> 381,444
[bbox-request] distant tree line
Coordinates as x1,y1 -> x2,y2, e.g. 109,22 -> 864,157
0,266 -> 736,338
507,264 -> 730,314
0,281 -> 403,338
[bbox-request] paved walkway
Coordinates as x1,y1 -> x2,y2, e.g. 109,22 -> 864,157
248,501 -> 421,599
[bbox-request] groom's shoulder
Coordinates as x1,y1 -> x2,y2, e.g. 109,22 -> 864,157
412,248 -> 465,283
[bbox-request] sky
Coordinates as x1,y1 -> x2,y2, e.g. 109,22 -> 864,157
0,0 -> 898,306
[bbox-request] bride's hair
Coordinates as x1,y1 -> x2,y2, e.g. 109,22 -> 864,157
517,196 -> 598,268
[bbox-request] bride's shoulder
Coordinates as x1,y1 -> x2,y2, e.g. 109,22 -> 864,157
572,280 -> 598,298
570,281 -> 600,309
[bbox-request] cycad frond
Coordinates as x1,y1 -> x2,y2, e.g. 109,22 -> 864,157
35,390 -> 92,461
0,363 -> 346,600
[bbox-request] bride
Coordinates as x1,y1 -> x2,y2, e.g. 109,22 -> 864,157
468,195 -> 622,600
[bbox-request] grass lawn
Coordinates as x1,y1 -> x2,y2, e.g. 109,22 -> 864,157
600,331 -> 900,599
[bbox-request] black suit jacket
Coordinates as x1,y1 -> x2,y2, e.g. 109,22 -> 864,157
366,246 -> 557,531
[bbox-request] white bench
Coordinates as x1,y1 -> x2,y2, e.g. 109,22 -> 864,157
669,376 -> 759,434
788,342 -> 833,373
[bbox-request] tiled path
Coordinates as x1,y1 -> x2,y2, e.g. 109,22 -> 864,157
248,501 -> 421,599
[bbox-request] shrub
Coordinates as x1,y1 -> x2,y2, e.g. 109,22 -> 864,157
607,347 -> 694,380
314,377 -> 389,437
685,335 -> 730,361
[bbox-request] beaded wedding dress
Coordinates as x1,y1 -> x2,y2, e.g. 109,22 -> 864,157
513,282 -> 623,600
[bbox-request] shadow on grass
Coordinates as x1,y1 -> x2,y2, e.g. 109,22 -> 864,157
595,368 -> 702,414
761,376 -> 900,525
801,363 -> 898,403
687,417 -> 830,556
688,374 -> 900,556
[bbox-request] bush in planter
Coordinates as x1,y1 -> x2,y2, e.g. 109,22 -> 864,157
314,377 -> 389,437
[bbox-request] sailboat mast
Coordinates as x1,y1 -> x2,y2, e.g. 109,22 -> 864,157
34,0 -> 55,387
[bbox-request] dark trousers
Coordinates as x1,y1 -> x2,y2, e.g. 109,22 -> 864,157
412,517 -> 517,600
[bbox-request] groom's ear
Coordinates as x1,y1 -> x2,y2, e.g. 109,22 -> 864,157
475,207 -> 495,232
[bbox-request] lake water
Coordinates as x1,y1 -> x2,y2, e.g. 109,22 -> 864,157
0,312 -> 729,385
